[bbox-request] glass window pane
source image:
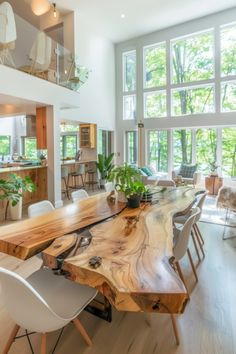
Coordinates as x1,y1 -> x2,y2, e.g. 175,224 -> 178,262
60,135 -> 77,158
222,128 -> 236,177
0,136 -> 11,156
196,128 -> 217,174
221,24 -> 236,77
173,130 -> 192,169
148,130 -> 168,172
144,43 -> 166,88
98,130 -> 107,156
23,138 -> 37,159
172,85 -> 215,116
221,81 -> 236,112
144,91 -> 167,118
123,51 -> 136,92
126,131 -> 137,165
123,95 -> 136,120
171,30 -> 214,84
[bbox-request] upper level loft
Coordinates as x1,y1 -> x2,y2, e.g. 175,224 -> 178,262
0,1 -> 88,94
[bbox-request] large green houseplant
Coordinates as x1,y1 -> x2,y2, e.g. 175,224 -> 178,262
96,153 -> 114,187
0,173 -> 36,220
109,164 -> 147,206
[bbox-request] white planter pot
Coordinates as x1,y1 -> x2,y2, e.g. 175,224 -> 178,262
117,191 -> 127,203
9,198 -> 22,221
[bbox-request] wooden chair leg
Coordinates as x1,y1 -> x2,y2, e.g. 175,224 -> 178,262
170,314 -> 180,345
73,318 -> 92,346
191,231 -> 201,262
193,225 -> 205,258
195,223 -> 204,245
2,324 -> 20,354
40,333 -> 47,354
187,248 -> 198,282
175,261 -> 189,298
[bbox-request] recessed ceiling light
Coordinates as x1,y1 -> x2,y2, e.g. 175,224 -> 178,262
121,14 -> 125,19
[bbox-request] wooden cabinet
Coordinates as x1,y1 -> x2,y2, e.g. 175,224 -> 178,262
205,176 -> 223,195
36,107 -> 47,149
79,124 -> 97,148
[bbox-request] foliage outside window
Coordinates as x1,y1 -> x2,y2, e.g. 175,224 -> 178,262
144,91 -> 167,118
148,130 -> 168,172
172,85 -> 215,116
196,128 -> 217,174
222,128 -> 236,177
60,135 -> 77,159
0,136 -> 11,156
123,50 -> 136,92
123,95 -> 136,120
125,131 -> 137,165
221,81 -> 236,112
171,30 -> 214,84
98,130 -> 107,156
22,137 -> 37,159
173,130 -> 192,169
221,23 -> 236,77
60,123 -> 79,133
144,42 -> 166,88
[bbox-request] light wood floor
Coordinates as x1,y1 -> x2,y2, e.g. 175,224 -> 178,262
0,222 -> 236,354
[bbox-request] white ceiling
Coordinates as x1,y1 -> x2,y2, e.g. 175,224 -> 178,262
57,0 -> 236,42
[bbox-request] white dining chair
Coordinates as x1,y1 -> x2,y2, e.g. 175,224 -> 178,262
0,1 -> 16,67
0,267 -> 97,354
172,207 -> 201,296
104,181 -> 114,192
71,189 -> 89,203
29,31 -> 52,78
28,200 -> 55,218
156,179 -> 176,187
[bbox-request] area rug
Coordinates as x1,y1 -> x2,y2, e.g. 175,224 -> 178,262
201,195 -> 236,227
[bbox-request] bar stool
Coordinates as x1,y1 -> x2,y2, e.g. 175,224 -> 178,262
85,163 -> 98,192
69,164 -> 85,190
61,166 -> 70,199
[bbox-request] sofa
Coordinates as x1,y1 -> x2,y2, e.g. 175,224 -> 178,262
172,164 -> 201,186
139,166 -> 167,185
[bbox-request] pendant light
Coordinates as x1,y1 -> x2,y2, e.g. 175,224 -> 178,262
31,0 -> 50,16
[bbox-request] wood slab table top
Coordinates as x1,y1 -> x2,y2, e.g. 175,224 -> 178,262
0,194 -> 126,260
42,187 -> 205,314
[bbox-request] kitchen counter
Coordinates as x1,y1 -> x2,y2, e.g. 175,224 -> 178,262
61,159 -> 96,166
0,165 -> 47,174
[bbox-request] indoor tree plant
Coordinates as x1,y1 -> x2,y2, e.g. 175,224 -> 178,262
96,153 -> 114,188
0,173 -> 36,220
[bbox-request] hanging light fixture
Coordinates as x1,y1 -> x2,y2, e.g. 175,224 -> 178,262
53,3 -> 57,18
31,0 -> 50,16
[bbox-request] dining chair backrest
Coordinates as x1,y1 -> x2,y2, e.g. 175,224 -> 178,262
0,2 -> 16,45
0,267 -> 67,333
28,200 -> 55,218
173,207 -> 201,261
29,31 -> 52,70
194,192 -> 207,222
61,166 -> 69,178
104,182 -> 114,193
157,179 -> 176,187
71,189 -> 89,203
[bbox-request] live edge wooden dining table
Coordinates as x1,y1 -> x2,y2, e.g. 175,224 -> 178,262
0,187 -> 204,317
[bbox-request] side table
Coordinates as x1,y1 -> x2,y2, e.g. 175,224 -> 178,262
205,175 -> 223,195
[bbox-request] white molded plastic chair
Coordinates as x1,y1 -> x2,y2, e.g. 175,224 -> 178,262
104,182 -> 114,193
173,207 -> 201,295
0,2 -> 16,67
156,179 -> 176,187
29,31 -> 52,78
0,267 -> 97,353
28,200 -> 55,218
71,189 -> 89,203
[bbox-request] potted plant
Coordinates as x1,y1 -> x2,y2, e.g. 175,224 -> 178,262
0,173 -> 36,220
125,180 -> 147,208
209,161 -> 219,176
109,164 -> 146,204
96,153 -> 114,188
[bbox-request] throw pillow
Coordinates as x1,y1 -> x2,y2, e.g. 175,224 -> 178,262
179,164 -> 197,178
141,167 -> 152,176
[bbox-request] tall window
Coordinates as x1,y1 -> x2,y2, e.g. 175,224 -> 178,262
173,130 -> 192,169
147,130 -> 168,172
98,130 -> 112,156
123,51 -> 136,120
196,128 -> 217,174
171,30 -> 214,116
222,128 -> 236,177
60,135 -> 77,159
143,42 -> 167,118
125,131 -> 137,165
22,137 -> 37,159
0,136 -> 11,157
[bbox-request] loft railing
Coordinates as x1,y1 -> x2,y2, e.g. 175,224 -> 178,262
0,7 -> 89,92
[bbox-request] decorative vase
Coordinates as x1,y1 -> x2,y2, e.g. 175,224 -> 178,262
9,197 -> 22,220
117,191 -> 127,203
